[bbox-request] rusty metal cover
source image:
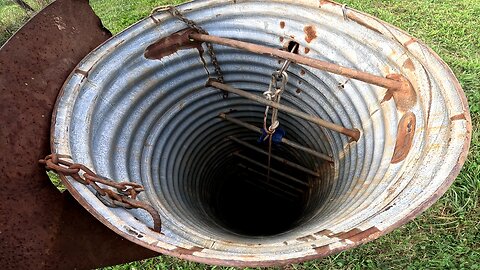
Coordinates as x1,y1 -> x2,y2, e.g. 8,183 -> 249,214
0,0 -> 157,269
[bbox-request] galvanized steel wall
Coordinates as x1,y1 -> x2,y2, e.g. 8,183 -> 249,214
51,0 -> 470,266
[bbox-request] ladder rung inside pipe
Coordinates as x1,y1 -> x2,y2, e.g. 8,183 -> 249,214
209,79 -> 361,141
239,171 -> 300,198
237,164 -> 306,194
219,113 -> 334,162
242,179 -> 297,201
233,152 -> 309,187
229,136 -> 320,177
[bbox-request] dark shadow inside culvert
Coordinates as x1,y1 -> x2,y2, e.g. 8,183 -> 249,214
204,137 -> 315,236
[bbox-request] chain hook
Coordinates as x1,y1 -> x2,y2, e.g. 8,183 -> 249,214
39,154 -> 162,232
159,5 -> 227,98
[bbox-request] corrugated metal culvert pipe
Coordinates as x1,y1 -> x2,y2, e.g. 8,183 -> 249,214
50,0 -> 471,267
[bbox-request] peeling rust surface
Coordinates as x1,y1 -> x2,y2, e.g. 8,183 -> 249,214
332,228 -> 362,239
0,0 -> 157,269
450,113 -> 466,121
402,58 -> 415,71
296,235 -> 317,242
314,229 -> 334,236
314,245 -> 330,254
391,112 -> 416,164
348,227 -> 380,242
303,25 -> 317,43
319,0 -> 335,6
346,12 -> 382,34
403,38 -> 417,47
145,28 -> 202,60
173,246 -> 204,255
382,74 -> 417,112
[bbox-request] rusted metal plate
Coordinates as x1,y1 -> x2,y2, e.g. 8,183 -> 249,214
0,0 -> 157,269
145,28 -> 204,60
391,112 -> 416,163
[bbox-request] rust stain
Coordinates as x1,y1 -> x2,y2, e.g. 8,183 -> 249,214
304,47 -> 310,54
296,88 -> 302,94
303,25 -> 317,43
391,112 -> 416,164
332,228 -> 362,239
280,21 -> 285,29
314,229 -> 333,236
403,58 -> 415,71
144,28 -> 202,60
319,0 -> 334,6
279,36 -> 284,42
381,88 -> 394,103
384,74 -> 417,112
314,245 -> 330,254
300,69 -> 306,76
404,38 -> 417,47
346,13 -> 382,34
450,113 -> 466,121
296,235 -> 316,242
172,246 -> 204,255
348,227 -> 380,242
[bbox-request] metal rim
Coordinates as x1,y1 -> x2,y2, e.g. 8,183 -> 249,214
51,0 -> 471,266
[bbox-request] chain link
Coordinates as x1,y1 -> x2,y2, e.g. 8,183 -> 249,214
262,72 -> 288,182
152,5 -> 227,98
39,154 -> 161,232
263,71 -> 289,137
261,43 -> 298,182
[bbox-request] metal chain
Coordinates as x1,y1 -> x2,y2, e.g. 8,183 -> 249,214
262,44 -> 298,182
152,5 -> 227,98
39,154 -> 162,232
263,72 -> 288,182
263,72 -> 288,138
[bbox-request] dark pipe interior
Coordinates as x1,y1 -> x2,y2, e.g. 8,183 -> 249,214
205,41 -> 310,236
208,139 -> 312,236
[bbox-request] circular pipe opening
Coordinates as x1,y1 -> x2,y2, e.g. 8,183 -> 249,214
51,0 -> 470,266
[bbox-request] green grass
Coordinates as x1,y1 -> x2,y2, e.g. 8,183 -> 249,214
2,0 -> 479,269
0,0 -> 51,45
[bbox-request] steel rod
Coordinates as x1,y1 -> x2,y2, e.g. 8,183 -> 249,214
243,179 -> 297,201
210,80 -> 361,141
239,169 -> 299,198
282,137 -> 333,163
191,33 -> 405,91
229,136 -> 320,177
219,113 -> 334,162
238,164 -> 305,194
233,152 -> 309,187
